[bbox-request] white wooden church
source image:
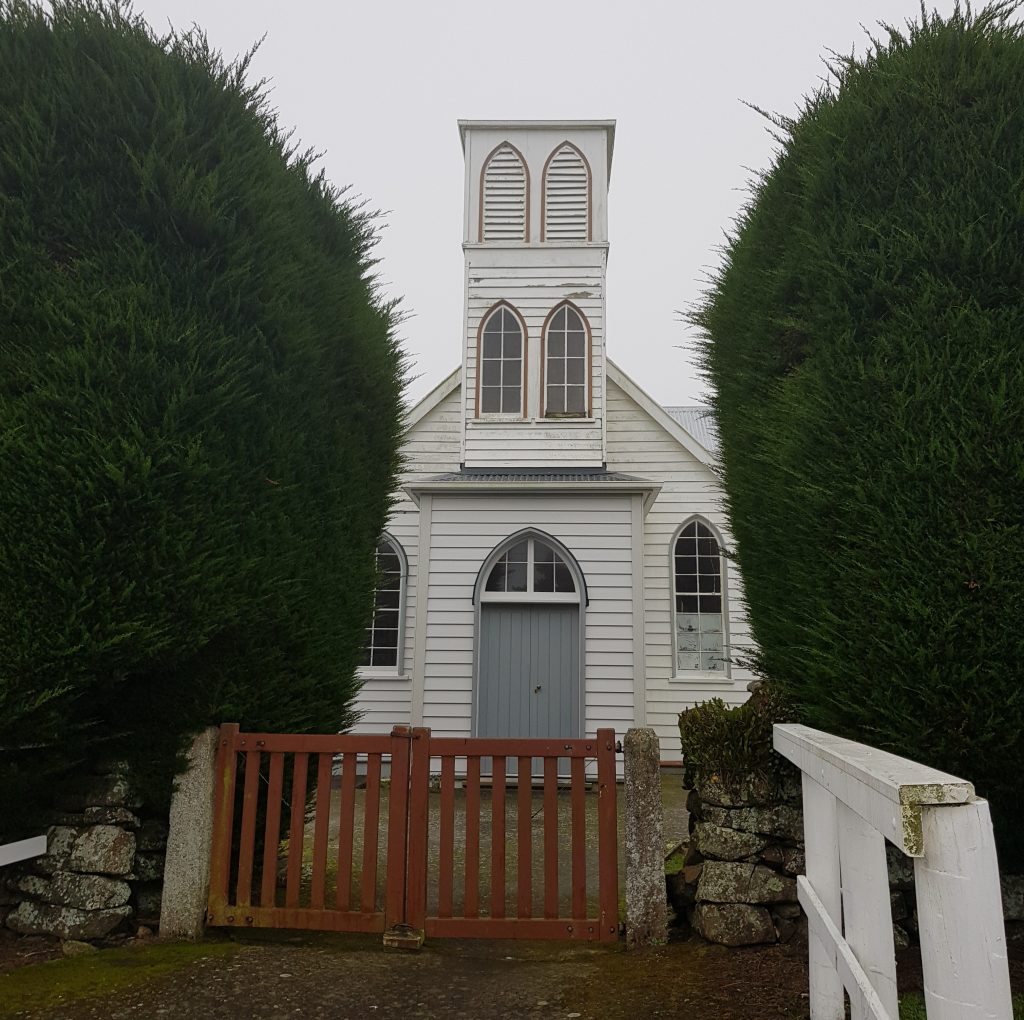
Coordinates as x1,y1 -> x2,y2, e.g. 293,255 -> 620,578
354,120 -> 753,752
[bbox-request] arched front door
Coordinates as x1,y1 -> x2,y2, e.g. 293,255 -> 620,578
475,532 -> 585,739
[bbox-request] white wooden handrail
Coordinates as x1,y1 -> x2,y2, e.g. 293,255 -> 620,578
774,723 -> 1012,1020
0,834 -> 47,868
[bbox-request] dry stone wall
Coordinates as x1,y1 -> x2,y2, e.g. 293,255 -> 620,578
668,771 -> 805,946
0,764 -> 167,942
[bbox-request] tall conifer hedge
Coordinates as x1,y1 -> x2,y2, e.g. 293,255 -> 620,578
0,0 -> 404,834
694,3 -> 1024,868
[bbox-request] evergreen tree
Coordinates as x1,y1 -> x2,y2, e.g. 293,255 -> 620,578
0,0 -> 404,833
694,2 -> 1024,867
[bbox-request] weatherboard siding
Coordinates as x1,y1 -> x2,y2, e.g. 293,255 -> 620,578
352,385 -> 462,733
463,249 -> 607,468
605,379 -> 754,751
422,493 -> 636,738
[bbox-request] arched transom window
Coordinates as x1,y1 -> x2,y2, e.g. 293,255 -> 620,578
481,143 -> 528,242
482,537 -> 577,601
543,142 -> 590,241
479,304 -> 524,415
544,304 -> 588,416
674,520 -> 727,674
361,536 -> 405,669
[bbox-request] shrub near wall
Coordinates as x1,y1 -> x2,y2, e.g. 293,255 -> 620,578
677,690 -> 805,946
692,3 -> 1024,868
0,0 -> 404,837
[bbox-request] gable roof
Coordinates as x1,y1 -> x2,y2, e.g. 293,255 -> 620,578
663,406 -> 719,456
403,366 -> 461,430
606,361 -> 718,468
402,361 -> 718,468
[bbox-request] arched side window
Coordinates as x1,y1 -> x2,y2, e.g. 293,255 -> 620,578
673,519 -> 728,675
477,302 -> 525,416
542,302 -> 589,417
542,142 -> 591,242
478,534 -> 580,603
480,143 -> 529,242
361,534 -> 407,672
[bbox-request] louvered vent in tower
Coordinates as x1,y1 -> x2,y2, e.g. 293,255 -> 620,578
481,144 -> 528,242
543,143 -> 589,241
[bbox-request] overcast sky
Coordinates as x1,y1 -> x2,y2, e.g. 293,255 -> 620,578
133,0 -> 964,408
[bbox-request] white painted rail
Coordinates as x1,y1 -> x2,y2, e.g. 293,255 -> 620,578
774,724 -> 1013,1020
0,834 -> 47,868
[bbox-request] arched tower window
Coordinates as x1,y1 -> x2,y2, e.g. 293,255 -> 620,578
543,303 -> 589,417
477,302 -> 525,416
361,534 -> 407,671
542,142 -> 591,241
673,519 -> 728,674
480,143 -> 528,242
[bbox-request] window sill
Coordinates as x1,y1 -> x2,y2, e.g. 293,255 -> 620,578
470,417 -> 597,426
358,668 -> 410,680
669,673 -> 735,686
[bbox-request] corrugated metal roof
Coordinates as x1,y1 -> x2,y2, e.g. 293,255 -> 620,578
425,470 -> 647,484
663,405 -> 719,454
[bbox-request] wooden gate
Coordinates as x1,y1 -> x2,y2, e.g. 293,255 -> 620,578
206,724 -> 619,943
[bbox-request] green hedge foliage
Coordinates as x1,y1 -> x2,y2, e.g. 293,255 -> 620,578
692,2 -> 1024,868
678,687 -> 793,786
0,1 -> 404,836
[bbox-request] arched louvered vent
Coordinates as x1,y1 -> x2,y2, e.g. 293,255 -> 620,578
481,144 -> 528,242
543,143 -> 590,241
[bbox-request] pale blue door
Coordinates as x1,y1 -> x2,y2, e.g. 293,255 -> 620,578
477,603 -> 581,739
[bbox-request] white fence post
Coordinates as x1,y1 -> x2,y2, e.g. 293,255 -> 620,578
802,774 -> 845,1020
837,801 -> 898,1020
774,723 -> 1013,1020
0,835 -> 47,868
914,798 -> 1013,1020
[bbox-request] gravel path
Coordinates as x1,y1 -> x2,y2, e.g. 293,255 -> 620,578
7,931 -> 812,1020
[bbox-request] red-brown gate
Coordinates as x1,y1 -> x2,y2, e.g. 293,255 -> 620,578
207,725 -> 619,943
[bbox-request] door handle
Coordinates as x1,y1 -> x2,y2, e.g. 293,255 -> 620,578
534,685 -> 542,694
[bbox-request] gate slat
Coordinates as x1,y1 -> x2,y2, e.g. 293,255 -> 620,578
335,752 -> 357,910
310,752 -> 333,909
464,756 -> 481,918
491,756 -> 506,919
596,729 -> 618,941
360,753 -> 382,913
384,729 -> 411,930
543,756 -> 558,919
438,755 -> 456,918
517,756 -> 532,918
570,755 -> 586,920
405,728 -> 432,932
285,752 -> 309,910
260,752 -> 285,908
236,750 -> 261,907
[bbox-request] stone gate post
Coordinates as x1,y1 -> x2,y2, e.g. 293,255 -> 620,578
159,727 -> 219,940
623,727 -> 668,947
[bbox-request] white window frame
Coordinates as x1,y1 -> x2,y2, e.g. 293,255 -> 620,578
361,532 -> 408,676
542,302 -> 590,419
477,303 -> 526,419
479,536 -> 579,604
670,517 -> 731,682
